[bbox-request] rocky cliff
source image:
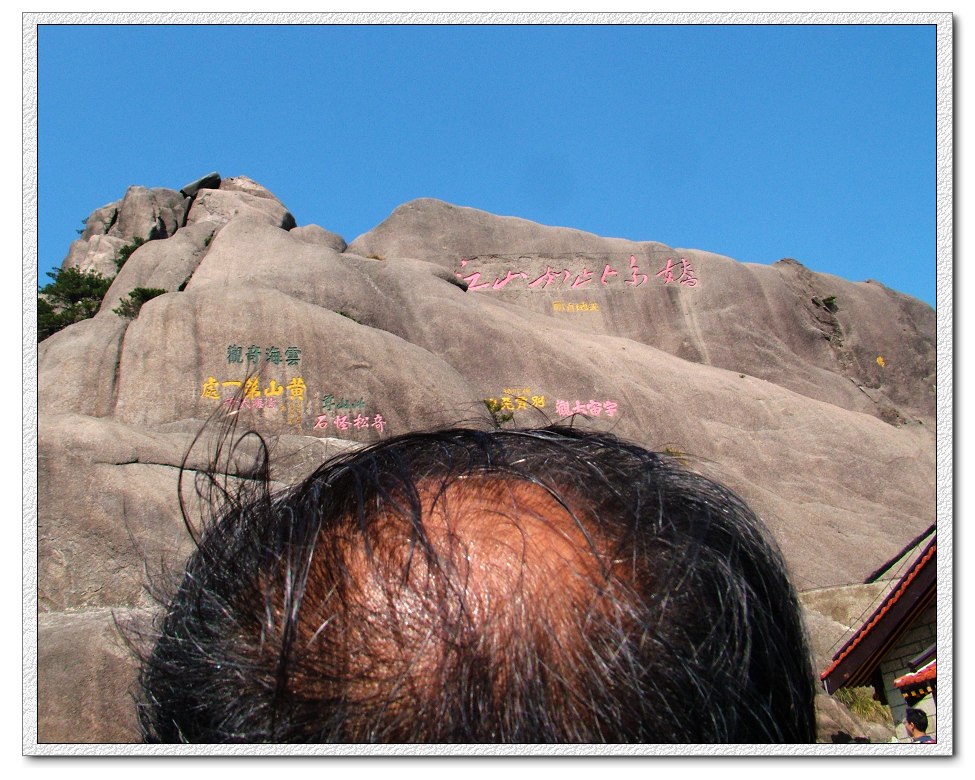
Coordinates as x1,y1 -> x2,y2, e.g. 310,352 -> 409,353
35,173 -> 936,743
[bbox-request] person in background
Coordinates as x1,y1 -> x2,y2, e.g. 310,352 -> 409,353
904,707 -> 935,743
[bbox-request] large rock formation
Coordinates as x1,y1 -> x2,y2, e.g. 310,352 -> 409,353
35,174 -> 937,744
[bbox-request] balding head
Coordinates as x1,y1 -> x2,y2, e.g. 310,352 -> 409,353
139,427 -> 816,743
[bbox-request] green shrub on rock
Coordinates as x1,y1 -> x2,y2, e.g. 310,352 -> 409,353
113,287 -> 168,319
114,236 -> 147,272
37,267 -> 113,341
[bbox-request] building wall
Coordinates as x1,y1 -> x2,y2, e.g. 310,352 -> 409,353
880,600 -> 937,740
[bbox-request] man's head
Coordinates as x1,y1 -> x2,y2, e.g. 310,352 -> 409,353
904,707 -> 929,737
139,426 -> 816,743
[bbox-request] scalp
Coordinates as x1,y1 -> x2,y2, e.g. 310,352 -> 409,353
287,475 -> 624,739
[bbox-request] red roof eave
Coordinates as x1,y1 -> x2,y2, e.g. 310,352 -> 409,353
894,661 -> 937,688
820,539 -> 937,693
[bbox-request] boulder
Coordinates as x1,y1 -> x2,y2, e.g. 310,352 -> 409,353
60,233 -> 127,278
38,315 -> 128,417
814,690 -> 895,744
185,188 -> 296,230
290,223 -> 347,252
61,187 -> 189,279
347,197 -> 656,262
79,202 -> 120,240
219,174 -> 283,201
179,171 -> 221,198
108,185 -> 188,242
350,198 -> 936,425
108,282 -> 480,438
98,222 -> 218,315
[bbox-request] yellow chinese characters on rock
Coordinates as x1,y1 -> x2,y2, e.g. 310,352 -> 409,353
552,301 -> 600,313
286,376 -> 306,426
201,376 -> 305,420
200,376 -> 389,438
201,377 -> 221,400
484,392 -> 546,414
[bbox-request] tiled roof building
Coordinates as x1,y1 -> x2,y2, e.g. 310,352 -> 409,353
820,535 -> 937,739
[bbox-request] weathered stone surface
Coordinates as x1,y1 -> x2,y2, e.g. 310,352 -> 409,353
347,197 -> 659,261
61,185 -> 191,281
350,199 -> 936,426
799,584 -> 905,743
37,412 -> 357,612
80,202 -> 120,240
36,177 -> 938,743
219,174 -> 281,201
38,315 -> 128,417
37,414 -> 194,611
185,188 -> 296,230
179,171 -> 221,198
41,191 -> 938,588
290,223 -> 347,252
814,690 -> 895,744
60,233 -> 127,278
97,222 -> 218,315
109,281 -> 480,436
800,583 -> 893,643
37,607 -> 146,743
109,185 -> 188,242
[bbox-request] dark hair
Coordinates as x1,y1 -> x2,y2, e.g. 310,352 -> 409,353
138,425 -> 816,743
905,707 -> 929,733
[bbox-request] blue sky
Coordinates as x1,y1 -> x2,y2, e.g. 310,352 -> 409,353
35,22 -> 939,306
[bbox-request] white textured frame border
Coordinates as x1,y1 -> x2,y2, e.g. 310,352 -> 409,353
21,11 -> 953,758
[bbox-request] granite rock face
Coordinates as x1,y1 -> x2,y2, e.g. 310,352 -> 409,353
61,233 -> 128,279
36,176 -> 938,744
349,199 -> 936,424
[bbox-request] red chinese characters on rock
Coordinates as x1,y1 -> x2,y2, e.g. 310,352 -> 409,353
554,399 -> 619,418
492,270 -> 529,290
314,412 -> 386,434
457,255 -> 698,291
223,396 -> 280,411
624,255 -> 648,287
528,266 -> 572,289
655,257 -> 698,287
314,393 -> 388,436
